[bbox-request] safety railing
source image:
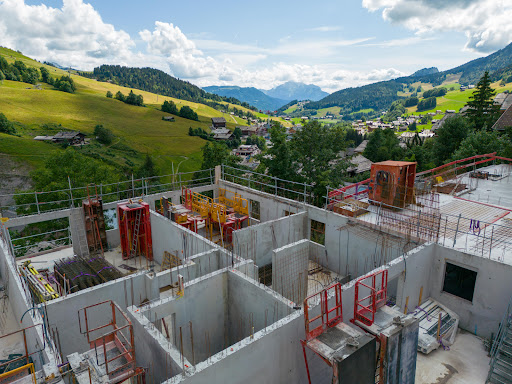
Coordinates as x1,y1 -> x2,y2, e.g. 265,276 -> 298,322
0,324 -> 47,376
78,300 -> 136,381
303,282 -> 343,341
0,169 -> 215,218
489,295 -> 512,362
353,269 -> 388,327
221,164 -> 313,204
10,226 -> 71,258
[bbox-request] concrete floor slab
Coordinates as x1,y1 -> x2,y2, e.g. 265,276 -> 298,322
16,246 -> 74,271
104,246 -> 160,274
415,329 -> 489,384
307,260 -> 343,297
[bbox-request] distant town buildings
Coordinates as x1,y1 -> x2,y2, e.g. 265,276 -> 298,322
238,120 -> 271,138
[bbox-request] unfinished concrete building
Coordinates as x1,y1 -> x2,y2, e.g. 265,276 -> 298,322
1,154 -> 512,383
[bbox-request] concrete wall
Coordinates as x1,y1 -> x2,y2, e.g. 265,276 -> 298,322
233,212 -> 307,267
173,310 -> 332,384
429,245 -> 512,338
144,271 -> 227,364
333,244 -> 436,326
106,228 -> 120,249
233,258 -> 257,280
309,240 -> 328,268
308,206 -> 410,280
272,239 -> 309,304
394,244 -> 435,313
151,212 -> 216,266
156,249 -> 221,289
227,271 -> 291,344
127,307 -> 184,384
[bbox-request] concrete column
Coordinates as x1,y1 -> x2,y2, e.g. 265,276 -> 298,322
215,165 -> 221,185
70,207 -> 88,257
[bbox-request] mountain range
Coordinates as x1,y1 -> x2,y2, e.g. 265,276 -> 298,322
202,86 -> 287,111
411,67 -> 439,77
261,81 -> 328,102
49,40 -> 512,117
204,81 -> 329,111
306,41 -> 512,113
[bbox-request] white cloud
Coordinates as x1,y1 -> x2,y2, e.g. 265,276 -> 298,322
0,1 -> 410,93
362,36 -> 434,48
362,0 -> 512,53
140,21 -> 224,78
0,0 -> 135,69
307,26 -> 342,32
137,22 -> 395,91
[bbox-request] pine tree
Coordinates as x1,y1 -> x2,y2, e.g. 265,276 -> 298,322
466,71 -> 500,131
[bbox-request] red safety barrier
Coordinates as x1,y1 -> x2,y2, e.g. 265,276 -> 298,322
353,269 -> 388,327
303,282 -> 343,341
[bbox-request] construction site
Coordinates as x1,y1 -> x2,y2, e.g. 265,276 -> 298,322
1,153 -> 512,383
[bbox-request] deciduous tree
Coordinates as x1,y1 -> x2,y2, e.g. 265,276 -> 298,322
432,116 -> 470,165
161,100 -> 178,115
364,128 -> 403,163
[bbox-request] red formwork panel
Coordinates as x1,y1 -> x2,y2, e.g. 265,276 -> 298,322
117,201 -> 153,261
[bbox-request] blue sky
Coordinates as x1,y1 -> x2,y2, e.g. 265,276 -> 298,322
3,0 -> 512,92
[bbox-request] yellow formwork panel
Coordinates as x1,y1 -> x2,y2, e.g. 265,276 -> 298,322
191,192 -> 212,218
234,195 -> 249,215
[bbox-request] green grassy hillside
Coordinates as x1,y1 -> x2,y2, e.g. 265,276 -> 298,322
0,47 -> 259,177
406,81 -> 512,115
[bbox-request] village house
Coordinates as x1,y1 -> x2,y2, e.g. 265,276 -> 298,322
346,154 -> 372,176
211,117 -> 227,129
233,144 -> 261,157
240,125 -> 259,137
34,131 -> 86,145
354,140 -> 368,154
494,92 -> 512,115
492,102 -> 512,131
211,128 -> 233,141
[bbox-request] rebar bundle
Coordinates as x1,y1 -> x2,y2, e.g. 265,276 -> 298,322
54,255 -> 123,293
